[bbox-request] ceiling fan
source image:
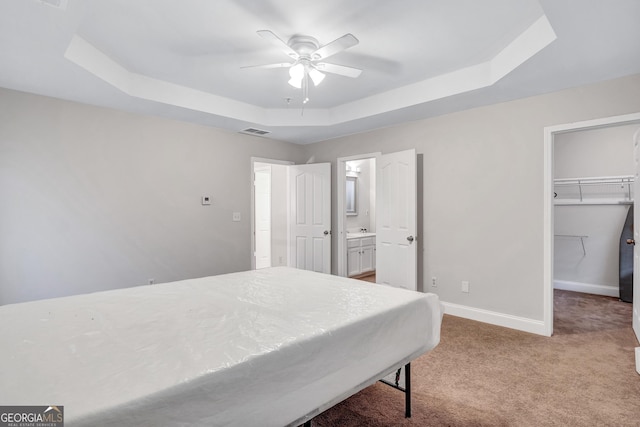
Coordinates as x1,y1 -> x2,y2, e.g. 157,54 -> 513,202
243,30 -> 362,104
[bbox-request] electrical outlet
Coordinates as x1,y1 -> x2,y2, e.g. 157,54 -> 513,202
461,280 -> 470,293
431,277 -> 437,287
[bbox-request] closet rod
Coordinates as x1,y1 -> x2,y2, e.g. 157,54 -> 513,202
554,175 -> 634,184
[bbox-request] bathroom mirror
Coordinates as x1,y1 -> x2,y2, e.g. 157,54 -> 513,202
346,176 -> 357,215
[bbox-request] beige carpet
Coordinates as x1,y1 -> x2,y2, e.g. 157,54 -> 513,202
312,290 -> 640,426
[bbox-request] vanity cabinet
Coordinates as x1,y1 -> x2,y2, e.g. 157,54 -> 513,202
347,236 -> 376,277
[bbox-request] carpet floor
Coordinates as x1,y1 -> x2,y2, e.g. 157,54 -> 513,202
312,290 -> 640,426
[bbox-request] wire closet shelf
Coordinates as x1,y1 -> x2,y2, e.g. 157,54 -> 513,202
554,175 -> 634,205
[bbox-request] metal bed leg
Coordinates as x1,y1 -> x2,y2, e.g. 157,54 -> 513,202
378,362 -> 412,418
405,363 -> 411,418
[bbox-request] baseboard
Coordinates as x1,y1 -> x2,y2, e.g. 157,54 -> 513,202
441,302 -> 547,336
636,347 -> 640,375
553,280 -> 619,298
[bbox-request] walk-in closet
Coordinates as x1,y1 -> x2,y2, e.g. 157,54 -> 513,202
553,124 -> 637,300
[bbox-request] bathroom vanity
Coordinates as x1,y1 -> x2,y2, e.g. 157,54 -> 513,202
347,233 -> 376,277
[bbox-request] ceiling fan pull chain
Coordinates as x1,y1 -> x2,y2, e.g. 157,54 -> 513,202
302,74 -> 309,104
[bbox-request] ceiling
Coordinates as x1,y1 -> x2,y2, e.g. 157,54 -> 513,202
1,0 -> 640,144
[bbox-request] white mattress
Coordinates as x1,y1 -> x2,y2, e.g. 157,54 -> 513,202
0,267 -> 441,426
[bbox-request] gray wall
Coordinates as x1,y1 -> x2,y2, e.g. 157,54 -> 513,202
302,73 -> 640,323
2,73 -> 640,327
0,88 -> 305,304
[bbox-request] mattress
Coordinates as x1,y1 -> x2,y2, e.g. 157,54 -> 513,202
0,267 -> 441,426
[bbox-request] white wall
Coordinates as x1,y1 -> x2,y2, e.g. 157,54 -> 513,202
302,73 -> 640,328
0,88 -> 305,305
554,125 -> 637,295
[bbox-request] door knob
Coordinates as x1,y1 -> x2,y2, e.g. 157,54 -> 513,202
324,230 -> 330,236
407,236 -> 414,243
627,238 -> 635,245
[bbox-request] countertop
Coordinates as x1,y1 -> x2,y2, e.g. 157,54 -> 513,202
346,232 -> 376,239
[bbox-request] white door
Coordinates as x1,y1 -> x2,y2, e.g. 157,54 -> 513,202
289,163 -> 331,273
376,149 -> 417,290
633,129 -> 640,344
254,166 -> 271,269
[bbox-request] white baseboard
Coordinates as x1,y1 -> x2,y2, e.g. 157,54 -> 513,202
554,280 -> 619,298
441,302 -> 547,336
636,347 -> 640,375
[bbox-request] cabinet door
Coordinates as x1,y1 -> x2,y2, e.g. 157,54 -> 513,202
361,245 -> 375,273
347,247 -> 362,277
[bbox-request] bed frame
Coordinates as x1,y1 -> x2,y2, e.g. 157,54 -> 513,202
380,364 -> 413,418
295,356 -> 419,427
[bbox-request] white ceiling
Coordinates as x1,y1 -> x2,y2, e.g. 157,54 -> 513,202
1,0 -> 640,144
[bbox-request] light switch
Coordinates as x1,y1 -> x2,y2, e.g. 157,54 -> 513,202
232,212 -> 241,222
461,280 -> 470,293
201,196 -> 211,205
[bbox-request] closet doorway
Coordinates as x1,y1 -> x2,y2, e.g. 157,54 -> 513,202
544,113 -> 640,339
553,125 -> 636,299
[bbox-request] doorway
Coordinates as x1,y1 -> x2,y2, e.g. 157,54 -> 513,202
250,158 -> 292,270
337,153 -> 380,278
250,157 -> 332,273
337,149 -> 418,291
254,163 -> 272,269
544,113 -> 640,338
553,125 -> 636,297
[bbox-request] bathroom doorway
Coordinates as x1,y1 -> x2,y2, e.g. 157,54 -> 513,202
337,153 -> 379,278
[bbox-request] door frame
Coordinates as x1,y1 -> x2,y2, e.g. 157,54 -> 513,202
543,112 -> 640,337
250,157 -> 294,270
336,152 -> 381,277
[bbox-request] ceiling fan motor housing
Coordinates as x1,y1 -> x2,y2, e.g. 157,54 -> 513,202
288,35 -> 320,59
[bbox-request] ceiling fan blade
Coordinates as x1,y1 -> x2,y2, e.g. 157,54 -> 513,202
241,62 -> 293,70
257,30 -> 298,59
315,62 -> 362,78
312,33 -> 359,60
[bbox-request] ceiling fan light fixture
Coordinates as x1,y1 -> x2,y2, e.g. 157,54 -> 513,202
288,63 -> 305,88
308,68 -> 325,86
288,77 -> 302,89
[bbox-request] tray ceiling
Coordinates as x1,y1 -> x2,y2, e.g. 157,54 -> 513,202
1,0 -> 639,144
